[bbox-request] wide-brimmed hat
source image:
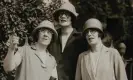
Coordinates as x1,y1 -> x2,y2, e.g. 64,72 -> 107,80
32,20 -> 58,42
53,2 -> 78,22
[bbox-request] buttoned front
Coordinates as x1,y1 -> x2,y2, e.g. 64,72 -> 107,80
15,45 -> 57,80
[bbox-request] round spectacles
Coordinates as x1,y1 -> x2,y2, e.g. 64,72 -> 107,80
39,28 -> 53,34
86,29 -> 97,34
58,11 -> 71,17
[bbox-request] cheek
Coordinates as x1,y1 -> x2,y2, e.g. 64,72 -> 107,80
48,34 -> 53,41
85,34 -> 89,39
69,17 -> 72,20
58,18 -> 61,22
94,33 -> 99,38
86,35 -> 88,39
58,15 -> 63,21
49,33 -> 52,38
38,33 -> 42,40
59,21 -> 62,25
67,17 -> 72,22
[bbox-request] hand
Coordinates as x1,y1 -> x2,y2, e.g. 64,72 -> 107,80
7,34 -> 19,51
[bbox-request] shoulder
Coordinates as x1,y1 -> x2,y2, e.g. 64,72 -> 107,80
107,47 -> 121,59
78,51 -> 88,59
73,30 -> 82,37
17,46 -> 29,53
50,55 -> 57,67
77,51 -> 89,64
72,29 -> 85,42
48,52 -> 57,63
18,45 -> 33,50
17,45 -> 34,57
108,47 -> 119,55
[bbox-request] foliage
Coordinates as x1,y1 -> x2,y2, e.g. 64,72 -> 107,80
75,0 -> 133,40
76,0 -> 129,20
0,0 -> 61,79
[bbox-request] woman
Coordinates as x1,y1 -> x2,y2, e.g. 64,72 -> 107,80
75,18 -> 127,80
3,20 -> 58,80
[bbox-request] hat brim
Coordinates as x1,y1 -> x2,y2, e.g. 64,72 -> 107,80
32,27 -> 58,42
83,28 -> 104,39
53,9 -> 77,22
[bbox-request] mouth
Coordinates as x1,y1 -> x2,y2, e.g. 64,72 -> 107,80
42,37 -> 49,40
88,37 -> 94,40
60,19 -> 67,22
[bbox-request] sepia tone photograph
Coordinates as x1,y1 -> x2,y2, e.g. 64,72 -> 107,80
0,0 -> 133,80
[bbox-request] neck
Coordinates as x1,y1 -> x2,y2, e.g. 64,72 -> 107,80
35,43 -> 47,53
90,39 -> 103,53
61,25 -> 73,34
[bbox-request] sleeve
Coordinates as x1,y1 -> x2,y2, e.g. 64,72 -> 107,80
75,54 -> 82,80
14,47 -> 23,68
3,47 -> 23,73
112,49 -> 128,80
51,67 -> 58,80
51,57 -> 58,80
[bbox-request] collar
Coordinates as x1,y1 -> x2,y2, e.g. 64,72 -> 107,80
30,44 -> 52,57
57,28 -> 80,36
84,45 -> 109,55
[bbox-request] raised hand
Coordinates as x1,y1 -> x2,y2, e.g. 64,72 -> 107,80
7,33 -> 19,50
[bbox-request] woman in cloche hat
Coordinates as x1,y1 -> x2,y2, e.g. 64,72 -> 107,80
4,20 -> 58,80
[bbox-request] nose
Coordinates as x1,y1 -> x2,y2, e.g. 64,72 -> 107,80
87,31 -> 92,36
86,31 -> 92,38
62,14 -> 66,17
60,14 -> 67,18
43,30 -> 49,35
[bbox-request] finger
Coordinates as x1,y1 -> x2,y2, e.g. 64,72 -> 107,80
12,37 -> 19,41
12,38 -> 19,44
12,40 -> 19,44
12,35 -> 19,41
9,38 -> 19,47
12,36 -> 19,40
6,35 -> 13,46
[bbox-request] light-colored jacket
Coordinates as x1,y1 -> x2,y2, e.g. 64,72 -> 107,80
75,45 -> 128,80
4,45 -> 57,80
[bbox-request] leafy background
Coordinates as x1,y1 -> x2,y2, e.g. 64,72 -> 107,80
0,0 -> 133,80
0,0 -> 61,80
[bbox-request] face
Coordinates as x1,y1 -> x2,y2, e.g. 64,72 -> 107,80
102,33 -> 112,47
118,43 -> 126,55
58,11 -> 72,27
86,29 -> 101,45
37,28 -> 53,46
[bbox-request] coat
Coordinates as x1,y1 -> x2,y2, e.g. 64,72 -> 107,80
49,28 -> 88,80
14,45 -> 57,80
75,45 -> 128,80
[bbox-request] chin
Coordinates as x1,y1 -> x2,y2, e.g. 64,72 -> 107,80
88,41 -> 97,45
60,23 -> 70,27
61,24 -> 69,27
41,42 -> 50,46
